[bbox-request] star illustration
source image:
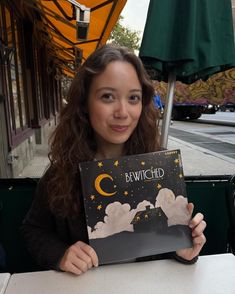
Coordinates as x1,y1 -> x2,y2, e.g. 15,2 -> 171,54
97,162 -> 103,168
114,160 -> 119,166
97,204 -> 102,210
156,183 -> 162,189
123,191 -> 128,196
141,161 -> 145,166
174,159 -> 179,164
179,173 -> 183,178
90,195 -> 95,201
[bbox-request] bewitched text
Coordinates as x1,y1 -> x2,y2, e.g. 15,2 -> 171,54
125,168 -> 164,183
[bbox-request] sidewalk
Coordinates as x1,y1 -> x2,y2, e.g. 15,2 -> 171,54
168,136 -> 235,176
17,145 -> 50,178
17,136 -> 235,178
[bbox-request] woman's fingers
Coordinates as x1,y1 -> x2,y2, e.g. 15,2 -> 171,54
193,232 -> 207,247
68,263 -> 83,275
78,241 -> 99,268
59,241 -> 99,275
192,220 -> 207,237
187,202 -> 194,217
71,254 -> 90,273
176,203 -> 207,261
192,234 -> 207,257
74,244 -> 93,269
189,212 -> 204,229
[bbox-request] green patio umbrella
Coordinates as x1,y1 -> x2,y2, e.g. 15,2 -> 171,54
139,0 -> 235,148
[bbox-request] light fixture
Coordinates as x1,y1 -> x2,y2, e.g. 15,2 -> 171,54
67,0 -> 90,40
74,47 -> 83,68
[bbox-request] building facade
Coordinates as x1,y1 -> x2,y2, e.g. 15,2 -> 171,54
0,1 -> 62,177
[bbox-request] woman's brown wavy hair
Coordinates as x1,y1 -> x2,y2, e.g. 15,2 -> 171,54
47,44 -> 160,217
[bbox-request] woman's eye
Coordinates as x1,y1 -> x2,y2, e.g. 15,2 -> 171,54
129,95 -> 141,104
101,93 -> 114,102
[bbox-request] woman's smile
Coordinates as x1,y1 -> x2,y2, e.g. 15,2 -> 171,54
110,124 -> 129,132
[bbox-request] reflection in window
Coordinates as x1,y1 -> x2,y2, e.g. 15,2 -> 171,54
4,6 -> 28,132
5,7 -> 20,129
11,65 -> 20,129
34,46 -> 44,120
14,19 -> 27,127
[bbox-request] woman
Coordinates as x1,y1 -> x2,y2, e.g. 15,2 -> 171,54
21,44 -> 206,275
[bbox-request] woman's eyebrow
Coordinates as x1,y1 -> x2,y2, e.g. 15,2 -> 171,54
129,89 -> 142,93
95,88 -> 142,94
95,87 -> 116,93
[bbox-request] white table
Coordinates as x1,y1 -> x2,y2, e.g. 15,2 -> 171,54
4,254 -> 235,294
0,273 -> 10,294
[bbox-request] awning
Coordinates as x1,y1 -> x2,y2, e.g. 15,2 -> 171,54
23,0 -> 127,75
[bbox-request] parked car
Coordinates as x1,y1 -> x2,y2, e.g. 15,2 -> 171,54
219,102 -> 235,112
202,104 -> 218,114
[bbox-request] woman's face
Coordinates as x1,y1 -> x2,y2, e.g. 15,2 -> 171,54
88,61 -> 142,154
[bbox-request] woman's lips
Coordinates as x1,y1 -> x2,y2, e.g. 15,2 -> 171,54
110,125 -> 129,132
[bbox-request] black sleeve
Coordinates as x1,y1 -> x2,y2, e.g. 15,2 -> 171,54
136,252 -> 198,264
20,172 -> 69,270
171,252 -> 198,264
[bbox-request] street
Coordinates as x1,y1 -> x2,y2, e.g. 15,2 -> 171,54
171,112 -> 235,146
168,112 -> 235,176
197,111 -> 235,126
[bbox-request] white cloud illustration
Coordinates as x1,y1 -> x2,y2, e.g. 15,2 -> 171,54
88,200 -> 154,239
155,188 -> 190,226
88,188 -> 190,239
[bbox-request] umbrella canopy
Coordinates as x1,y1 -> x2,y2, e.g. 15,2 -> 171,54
139,0 -> 235,148
139,0 -> 235,84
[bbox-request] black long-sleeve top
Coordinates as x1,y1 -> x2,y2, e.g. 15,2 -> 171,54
21,170 -> 89,270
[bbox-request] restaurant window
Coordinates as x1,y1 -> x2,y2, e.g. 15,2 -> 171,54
3,5 -> 28,139
5,7 -> 20,130
34,44 -> 45,121
14,18 -> 27,127
0,5 -> 4,48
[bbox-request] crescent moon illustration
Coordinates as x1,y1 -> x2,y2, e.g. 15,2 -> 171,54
95,174 -> 117,197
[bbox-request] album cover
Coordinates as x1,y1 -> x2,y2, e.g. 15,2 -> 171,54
79,149 -> 192,264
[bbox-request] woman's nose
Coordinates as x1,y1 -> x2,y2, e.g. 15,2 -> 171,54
113,101 -> 128,118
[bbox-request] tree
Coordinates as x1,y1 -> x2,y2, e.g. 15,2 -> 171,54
109,16 -> 140,51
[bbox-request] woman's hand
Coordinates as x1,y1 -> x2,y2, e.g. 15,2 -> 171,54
59,241 -> 99,275
176,203 -> 206,261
